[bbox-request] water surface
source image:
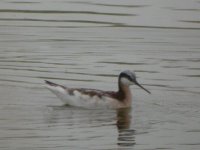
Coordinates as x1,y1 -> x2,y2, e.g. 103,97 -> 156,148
0,0 -> 200,149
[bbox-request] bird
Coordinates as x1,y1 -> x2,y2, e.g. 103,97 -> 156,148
44,70 -> 151,109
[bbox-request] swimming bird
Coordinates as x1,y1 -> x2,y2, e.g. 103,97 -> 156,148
44,70 -> 150,109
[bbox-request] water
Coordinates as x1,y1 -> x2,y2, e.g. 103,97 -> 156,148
0,0 -> 200,149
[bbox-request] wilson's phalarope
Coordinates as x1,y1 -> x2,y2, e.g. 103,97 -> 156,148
45,70 -> 150,109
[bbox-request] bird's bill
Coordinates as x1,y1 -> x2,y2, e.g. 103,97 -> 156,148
135,81 -> 151,94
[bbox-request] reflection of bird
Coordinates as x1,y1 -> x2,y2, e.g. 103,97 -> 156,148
44,70 -> 150,109
116,108 -> 136,147
117,108 -> 132,130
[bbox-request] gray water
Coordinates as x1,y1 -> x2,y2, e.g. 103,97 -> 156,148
0,0 -> 200,149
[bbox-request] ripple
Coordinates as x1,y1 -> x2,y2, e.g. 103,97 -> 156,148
68,1 -> 149,8
183,75 -> 200,78
9,1 -> 40,4
186,129 -> 200,133
0,18 -> 126,27
179,143 -> 200,146
65,71 -> 117,77
97,61 -> 147,65
0,59 -> 77,66
38,76 -> 98,82
180,20 -> 200,24
187,67 -> 200,70
169,8 -> 200,12
0,9 -> 134,16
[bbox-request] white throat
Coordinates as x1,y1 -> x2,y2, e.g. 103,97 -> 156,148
120,77 -> 133,86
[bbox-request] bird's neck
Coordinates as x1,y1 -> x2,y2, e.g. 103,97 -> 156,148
118,82 -> 132,106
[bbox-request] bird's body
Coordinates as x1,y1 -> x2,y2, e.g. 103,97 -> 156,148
45,70 -> 150,109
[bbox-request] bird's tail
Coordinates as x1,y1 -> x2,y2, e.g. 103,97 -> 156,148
44,80 -> 66,95
45,80 -> 60,87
